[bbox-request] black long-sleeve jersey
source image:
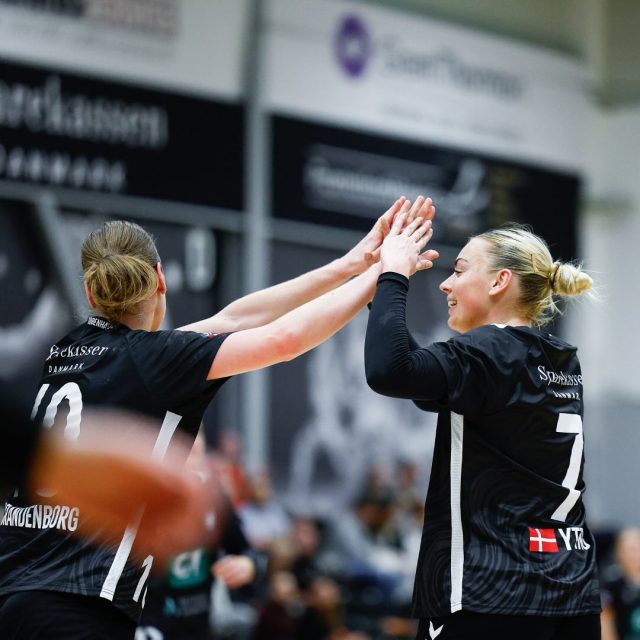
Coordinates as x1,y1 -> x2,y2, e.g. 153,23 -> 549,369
365,273 -> 600,618
0,316 -> 230,621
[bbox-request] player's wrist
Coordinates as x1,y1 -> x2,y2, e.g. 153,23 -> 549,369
380,261 -> 412,278
331,253 -> 360,280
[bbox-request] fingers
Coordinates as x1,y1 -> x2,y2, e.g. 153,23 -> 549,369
406,195 -> 425,223
421,197 -> 436,222
416,249 -> 440,271
374,196 -> 406,233
389,210 -> 407,236
406,196 -> 436,225
375,196 -> 436,236
415,225 -> 433,251
402,216 -> 425,237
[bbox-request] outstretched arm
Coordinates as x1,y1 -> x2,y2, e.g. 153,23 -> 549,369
206,214 -> 437,380
207,261 -> 381,379
179,197 -> 434,334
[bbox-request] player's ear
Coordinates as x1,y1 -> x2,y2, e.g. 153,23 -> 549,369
156,263 -> 167,295
84,281 -> 97,309
489,269 -> 512,296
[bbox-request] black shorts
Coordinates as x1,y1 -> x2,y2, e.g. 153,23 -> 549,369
0,590 -> 137,640
416,611 -> 601,640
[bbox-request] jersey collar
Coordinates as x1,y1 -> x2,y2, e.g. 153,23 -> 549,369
86,316 -> 116,331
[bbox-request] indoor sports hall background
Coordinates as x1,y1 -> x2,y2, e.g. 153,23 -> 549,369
1,0 -> 639,545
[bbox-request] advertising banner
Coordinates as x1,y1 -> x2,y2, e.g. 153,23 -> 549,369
0,60 -> 244,209
271,115 -> 578,258
264,0 -> 590,171
0,0 -> 248,100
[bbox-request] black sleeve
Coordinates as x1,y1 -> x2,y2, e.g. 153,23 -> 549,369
365,272 -> 447,401
130,330 -> 230,405
0,383 -> 42,490
368,301 -> 422,351
221,506 -> 251,555
219,502 -> 268,588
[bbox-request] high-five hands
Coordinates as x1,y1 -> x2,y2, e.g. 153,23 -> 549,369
380,196 -> 439,277
342,197 -> 408,274
343,195 -> 438,274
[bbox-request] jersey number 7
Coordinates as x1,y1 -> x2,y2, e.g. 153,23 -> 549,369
551,413 -> 583,522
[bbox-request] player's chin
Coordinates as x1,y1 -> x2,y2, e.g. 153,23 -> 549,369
447,315 -> 467,334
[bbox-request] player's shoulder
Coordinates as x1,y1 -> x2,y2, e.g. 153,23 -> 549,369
124,327 -> 225,356
124,327 -> 184,350
448,324 -> 527,352
458,324 -> 575,352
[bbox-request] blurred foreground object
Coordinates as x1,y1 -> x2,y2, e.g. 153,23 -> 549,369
18,407 -> 225,568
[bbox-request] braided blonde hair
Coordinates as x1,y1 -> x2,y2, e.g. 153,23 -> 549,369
475,224 -> 592,327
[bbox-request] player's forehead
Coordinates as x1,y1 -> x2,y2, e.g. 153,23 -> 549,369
455,238 -> 492,267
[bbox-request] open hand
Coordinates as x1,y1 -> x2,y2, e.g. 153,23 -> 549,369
362,195 -> 436,265
341,197 -> 407,275
380,209 -> 439,278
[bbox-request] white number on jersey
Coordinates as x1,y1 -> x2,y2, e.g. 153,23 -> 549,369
30,382 -> 84,497
550,413 -> 583,522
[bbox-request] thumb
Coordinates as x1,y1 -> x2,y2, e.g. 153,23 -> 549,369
364,247 -> 381,264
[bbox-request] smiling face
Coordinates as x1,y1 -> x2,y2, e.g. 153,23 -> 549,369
439,238 -> 498,333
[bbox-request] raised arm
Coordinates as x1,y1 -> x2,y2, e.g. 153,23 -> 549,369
179,197 -> 434,335
207,262 -> 382,379
365,272 -> 447,400
364,211 -> 446,400
206,213 -> 438,380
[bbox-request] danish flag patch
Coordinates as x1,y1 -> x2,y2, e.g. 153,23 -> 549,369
528,528 -> 559,553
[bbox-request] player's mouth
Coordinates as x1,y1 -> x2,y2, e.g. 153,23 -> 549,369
447,300 -> 457,307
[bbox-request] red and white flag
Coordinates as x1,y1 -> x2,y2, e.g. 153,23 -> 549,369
529,528 -> 559,552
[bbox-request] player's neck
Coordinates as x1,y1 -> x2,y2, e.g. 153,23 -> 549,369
118,298 -> 158,332
485,309 -> 531,329
119,314 -> 154,331
498,316 -> 531,328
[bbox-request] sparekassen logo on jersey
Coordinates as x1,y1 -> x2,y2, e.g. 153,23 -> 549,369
528,526 -> 591,552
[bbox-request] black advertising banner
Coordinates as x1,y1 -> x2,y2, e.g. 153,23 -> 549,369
271,115 -> 580,260
0,60 -> 244,210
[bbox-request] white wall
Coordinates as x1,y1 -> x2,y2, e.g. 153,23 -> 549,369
576,105 -> 640,402
570,104 -> 640,527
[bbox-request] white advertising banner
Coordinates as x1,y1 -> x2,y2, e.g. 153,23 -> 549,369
0,0 -> 249,100
264,0 -> 591,171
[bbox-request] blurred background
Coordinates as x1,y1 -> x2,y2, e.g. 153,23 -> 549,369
1,1 -> 639,636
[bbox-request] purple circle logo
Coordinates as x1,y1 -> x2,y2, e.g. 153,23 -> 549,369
335,15 -> 371,78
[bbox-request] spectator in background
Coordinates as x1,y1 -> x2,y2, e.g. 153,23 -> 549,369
290,516 -> 325,593
252,571 -> 301,640
296,574 -> 371,640
137,434 -> 266,640
601,527 -> 640,640
394,460 -> 423,517
239,471 -> 292,552
318,486 -> 408,611
214,430 -> 250,510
